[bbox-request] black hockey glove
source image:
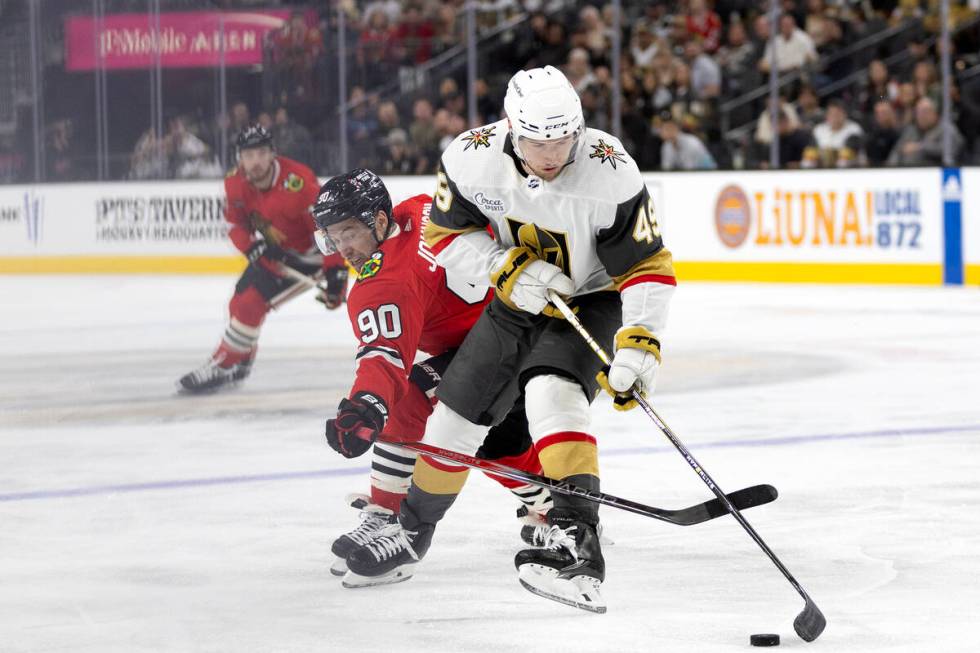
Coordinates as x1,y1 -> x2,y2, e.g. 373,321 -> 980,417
245,239 -> 286,265
325,392 -> 389,458
315,266 -> 349,310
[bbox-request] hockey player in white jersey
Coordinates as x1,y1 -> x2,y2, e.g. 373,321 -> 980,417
343,66 -> 676,613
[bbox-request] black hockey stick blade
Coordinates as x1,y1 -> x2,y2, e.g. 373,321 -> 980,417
696,484 -> 777,522
795,597 -> 827,642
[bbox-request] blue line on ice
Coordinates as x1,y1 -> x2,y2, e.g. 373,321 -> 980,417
2,423 -> 978,503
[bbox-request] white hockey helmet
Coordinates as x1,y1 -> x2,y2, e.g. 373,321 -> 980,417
503,66 -> 584,163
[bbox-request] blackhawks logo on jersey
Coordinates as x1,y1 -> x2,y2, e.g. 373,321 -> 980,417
462,126 -> 496,151
358,251 -> 384,280
589,139 -> 627,169
284,173 -> 305,192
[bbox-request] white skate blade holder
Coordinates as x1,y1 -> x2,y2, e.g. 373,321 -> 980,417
330,557 -> 348,577
518,564 -> 606,614
342,563 -> 417,589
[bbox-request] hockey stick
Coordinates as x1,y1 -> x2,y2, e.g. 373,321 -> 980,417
383,438 -> 777,527
546,290 -> 826,643
267,264 -> 321,310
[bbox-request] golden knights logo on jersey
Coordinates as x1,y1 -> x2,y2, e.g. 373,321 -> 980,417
462,126 -> 496,151
505,217 -> 571,276
589,139 -> 627,169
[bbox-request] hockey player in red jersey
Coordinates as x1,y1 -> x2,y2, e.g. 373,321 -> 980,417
312,169 -> 552,583
178,124 -> 349,393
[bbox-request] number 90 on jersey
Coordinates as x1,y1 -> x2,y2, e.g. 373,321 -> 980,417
357,304 -> 402,343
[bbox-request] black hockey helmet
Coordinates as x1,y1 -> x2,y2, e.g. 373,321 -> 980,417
236,124 -> 274,152
312,168 -> 393,231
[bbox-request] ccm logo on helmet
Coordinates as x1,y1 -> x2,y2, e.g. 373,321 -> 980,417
544,122 -> 571,130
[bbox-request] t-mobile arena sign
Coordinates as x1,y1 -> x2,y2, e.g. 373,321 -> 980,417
65,10 -> 301,70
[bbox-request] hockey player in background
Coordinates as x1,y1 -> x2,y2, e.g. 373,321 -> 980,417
178,125 -> 349,393
343,66 -> 676,612
311,169 -> 553,583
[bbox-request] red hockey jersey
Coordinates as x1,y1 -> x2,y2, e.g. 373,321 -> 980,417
346,194 -> 492,411
224,155 -> 322,256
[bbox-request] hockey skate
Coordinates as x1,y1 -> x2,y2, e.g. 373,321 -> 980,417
520,519 -> 613,547
177,356 -> 252,394
514,509 -> 606,613
330,494 -> 396,576
342,521 -> 434,589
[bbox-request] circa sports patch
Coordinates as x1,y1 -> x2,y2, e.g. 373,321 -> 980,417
283,173 -> 304,192
358,251 -> 384,280
589,139 -> 627,169
462,125 -> 496,151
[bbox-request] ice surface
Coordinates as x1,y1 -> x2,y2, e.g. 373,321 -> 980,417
1,277 -> 979,652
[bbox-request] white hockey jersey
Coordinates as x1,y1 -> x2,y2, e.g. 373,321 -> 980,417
423,119 -> 675,334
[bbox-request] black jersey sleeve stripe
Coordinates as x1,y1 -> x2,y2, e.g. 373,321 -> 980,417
596,185 -> 665,278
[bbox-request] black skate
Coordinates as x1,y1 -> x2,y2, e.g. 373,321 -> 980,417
520,518 -> 613,547
514,509 -> 606,613
177,357 -> 252,394
342,521 -> 435,589
330,494 -> 396,576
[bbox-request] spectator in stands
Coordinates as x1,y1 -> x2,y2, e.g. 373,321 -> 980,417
750,12 -> 771,54
129,128 -> 169,180
794,85 -> 825,129
754,99 -> 801,146
474,78 -> 499,124
752,105 -> 813,168
815,17 -> 852,85
887,96 -> 964,166
812,99 -> 864,167
434,108 -> 458,152
865,100 -> 902,166
892,36 -> 931,81
380,128 -> 420,175
272,107 -> 313,167
357,9 -> 397,89
685,0 -> 722,54
445,113 -> 467,150
46,119 -> 78,182
376,101 -> 402,153
431,4 -> 462,56
581,66 -> 613,132
858,59 -> 898,116
346,86 -> 380,168
409,97 -> 440,171
168,115 -> 222,180
269,11 -> 323,105
257,112 -> 274,131
684,38 -> 721,100
759,14 -> 818,73
630,23 -> 662,72
535,20 -> 569,69
363,0 -> 401,26
394,4 -> 436,66
717,20 -> 758,98
216,102 -> 251,165
804,0 -> 830,40
658,112 -> 717,170
566,48 -> 597,94
894,81 -> 919,127
912,60 -> 941,105
575,5 -> 609,63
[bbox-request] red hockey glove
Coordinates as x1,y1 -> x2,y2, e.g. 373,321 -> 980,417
325,392 -> 388,459
315,266 -> 349,310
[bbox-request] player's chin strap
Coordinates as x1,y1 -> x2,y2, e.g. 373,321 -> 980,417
545,290 -> 827,643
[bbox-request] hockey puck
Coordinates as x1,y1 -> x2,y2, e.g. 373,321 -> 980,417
750,634 -> 780,647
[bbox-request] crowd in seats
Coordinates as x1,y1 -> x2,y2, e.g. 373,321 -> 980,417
42,0 -> 980,180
